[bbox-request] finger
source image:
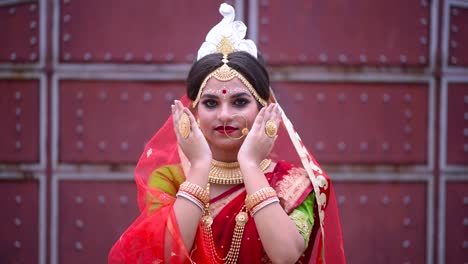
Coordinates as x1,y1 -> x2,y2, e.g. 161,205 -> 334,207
183,108 -> 198,135
252,106 -> 267,131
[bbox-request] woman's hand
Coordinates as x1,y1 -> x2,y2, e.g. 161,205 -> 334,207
171,100 -> 212,167
237,103 -> 281,166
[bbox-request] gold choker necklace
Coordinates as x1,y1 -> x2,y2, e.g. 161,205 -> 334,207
208,159 -> 272,185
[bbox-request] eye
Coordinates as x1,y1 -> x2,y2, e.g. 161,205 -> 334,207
202,99 -> 217,108
233,98 -> 250,107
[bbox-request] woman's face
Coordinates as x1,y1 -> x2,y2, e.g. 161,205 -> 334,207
196,77 -> 261,151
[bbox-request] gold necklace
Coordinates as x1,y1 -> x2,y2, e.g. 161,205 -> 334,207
201,183 -> 248,264
209,159 -> 272,185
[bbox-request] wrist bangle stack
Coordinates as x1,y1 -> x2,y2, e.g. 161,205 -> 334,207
176,181 -> 209,211
250,197 -> 280,216
245,187 -> 278,213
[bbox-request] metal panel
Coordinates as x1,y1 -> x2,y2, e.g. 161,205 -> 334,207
57,180 -> 139,264
58,80 -> 184,163
0,180 -> 39,264
0,79 -> 40,163
444,181 -> 468,264
448,4 -> 468,67
257,0 -> 430,66
335,182 -> 427,263
446,82 -> 468,165
274,82 -> 428,164
57,0 -> 235,64
0,1 -> 40,63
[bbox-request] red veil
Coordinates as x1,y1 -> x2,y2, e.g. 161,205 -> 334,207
108,94 -> 346,263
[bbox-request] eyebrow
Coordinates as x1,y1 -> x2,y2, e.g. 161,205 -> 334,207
200,92 -> 253,99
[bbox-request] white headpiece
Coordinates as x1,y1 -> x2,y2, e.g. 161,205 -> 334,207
197,3 -> 257,60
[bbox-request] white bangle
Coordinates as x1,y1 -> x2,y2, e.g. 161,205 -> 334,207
176,191 -> 205,212
250,197 -> 280,216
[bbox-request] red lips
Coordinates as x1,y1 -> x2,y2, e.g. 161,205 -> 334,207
215,126 -> 238,134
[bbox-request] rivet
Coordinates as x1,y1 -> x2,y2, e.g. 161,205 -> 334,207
143,92 -> 152,102
400,55 -> 407,64
420,18 -> 427,26
298,54 -> 307,62
29,4 -> 37,12
104,53 -> 112,61
382,195 -> 390,205
15,141 -> 22,150
75,196 -> 83,204
125,53 -> 133,61
404,125 -> 413,135
75,241 -> 83,251
144,53 -> 153,62
338,54 -> 347,63
451,25 -> 458,33
14,240 -> 22,249
451,56 -> 457,64
319,53 -> 328,62
419,55 -> 426,64
337,142 -> 346,152
463,128 -> 468,137
293,93 -> 304,102
315,141 -> 325,151
63,14 -> 71,23
405,109 -> 413,119
120,92 -> 129,101
76,141 -> 84,150
120,195 -> 129,205
260,0 -> 269,7
76,91 -> 84,100
464,95 -> 468,104
76,108 -> 84,118
452,8 -> 459,16
403,217 -> 411,226
451,41 -> 458,49
83,53 -> 92,61
75,219 -> 84,229
403,195 -> 412,205
465,112 -> 468,120
29,53 -> 37,61
121,141 -> 129,151
185,53 -> 195,62
10,53 -> 17,61
9,7 -> 16,14
463,217 -> 468,226
338,93 -> 346,103
98,195 -> 106,204
464,196 -> 468,204
382,142 -> 390,152
75,125 -> 84,135
30,36 -> 37,45
30,21 -> 37,29
16,123 -> 22,133
379,55 -> 387,63
98,141 -> 107,151
165,53 -> 175,62
15,195 -> 23,205
15,91 -> 22,101
261,17 -> 269,25
420,36 -> 427,45
360,93 -> 368,103
260,36 -> 269,44
402,240 -> 411,248
316,93 -> 325,103
164,92 -> 175,103
359,195 -> 368,204
404,143 -> 412,152
360,142 -> 368,151
420,0 -> 428,7
63,53 -> 71,61
99,91 -> 107,101
383,93 -> 391,103
463,241 -> 468,249
14,217 -> 22,227
338,195 -> 345,205
16,107 -> 22,116
404,93 -> 412,103
359,54 -> 367,63
64,0 -> 71,4
464,144 -> 468,153
63,34 -> 71,42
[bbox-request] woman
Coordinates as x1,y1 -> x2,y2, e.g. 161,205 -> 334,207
109,3 -> 345,264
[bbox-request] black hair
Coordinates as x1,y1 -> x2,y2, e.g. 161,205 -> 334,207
186,51 -> 270,103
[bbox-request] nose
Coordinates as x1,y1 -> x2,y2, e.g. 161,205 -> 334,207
217,103 -> 232,122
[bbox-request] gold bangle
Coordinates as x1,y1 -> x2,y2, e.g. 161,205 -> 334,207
245,187 -> 277,212
251,197 -> 280,216
179,182 -> 209,205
